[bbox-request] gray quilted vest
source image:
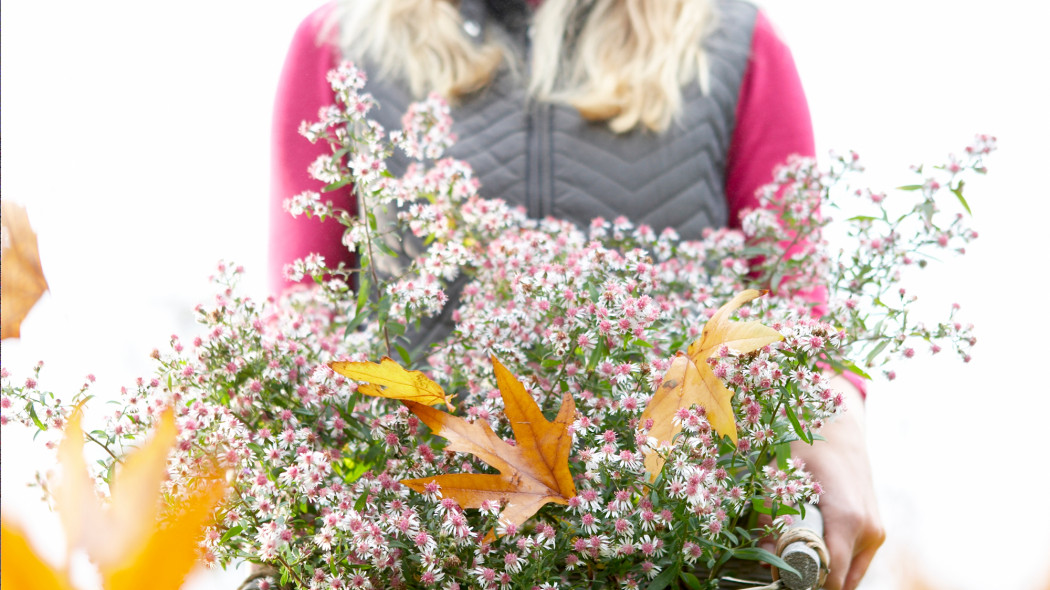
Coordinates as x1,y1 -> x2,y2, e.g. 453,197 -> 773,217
348,0 -> 757,348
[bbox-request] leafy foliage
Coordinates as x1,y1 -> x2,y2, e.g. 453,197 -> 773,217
0,62 -> 993,589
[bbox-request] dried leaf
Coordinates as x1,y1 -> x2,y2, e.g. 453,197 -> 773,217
55,407 -> 225,589
640,290 -> 782,478
638,352 -> 706,478
401,355 -> 576,540
1,200 -> 49,340
0,519 -> 74,590
55,404 -> 113,563
56,407 -> 177,569
105,473 -> 225,590
331,356 -> 454,409
687,289 -> 783,364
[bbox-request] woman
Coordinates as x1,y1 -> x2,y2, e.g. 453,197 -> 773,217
269,1 -> 884,588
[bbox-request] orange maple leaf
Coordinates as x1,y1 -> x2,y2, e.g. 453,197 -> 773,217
639,289 -> 782,478
331,356 -> 455,410
1,200 -> 49,340
400,355 -> 576,540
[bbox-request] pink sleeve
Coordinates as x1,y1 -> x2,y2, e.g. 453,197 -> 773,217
726,9 -> 825,307
725,11 -> 866,395
725,9 -> 815,226
269,3 -> 356,295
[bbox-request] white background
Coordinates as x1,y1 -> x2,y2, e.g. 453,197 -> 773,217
2,1 -> 1049,588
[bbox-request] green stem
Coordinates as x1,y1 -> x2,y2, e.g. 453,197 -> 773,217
357,188 -> 393,357
84,432 -> 122,464
274,554 -> 308,589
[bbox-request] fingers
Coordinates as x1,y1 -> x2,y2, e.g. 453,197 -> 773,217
843,520 -> 885,590
823,517 -> 885,590
843,543 -> 880,590
822,527 -> 850,590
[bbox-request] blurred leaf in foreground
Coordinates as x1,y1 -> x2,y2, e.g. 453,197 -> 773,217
1,200 -> 50,339
2,408 -> 225,589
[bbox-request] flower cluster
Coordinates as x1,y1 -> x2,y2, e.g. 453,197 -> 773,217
1,61 -> 990,589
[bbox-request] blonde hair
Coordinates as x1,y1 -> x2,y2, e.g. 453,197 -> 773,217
334,0 -> 718,133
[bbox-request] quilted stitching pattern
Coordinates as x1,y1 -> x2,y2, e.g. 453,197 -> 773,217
343,0 -> 758,349
350,0 -> 757,272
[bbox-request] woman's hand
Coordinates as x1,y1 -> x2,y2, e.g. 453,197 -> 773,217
789,375 -> 885,590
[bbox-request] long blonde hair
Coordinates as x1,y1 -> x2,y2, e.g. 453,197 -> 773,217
334,0 -> 718,133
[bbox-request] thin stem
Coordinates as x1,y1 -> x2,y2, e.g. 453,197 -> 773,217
274,554 -> 308,589
357,188 -> 393,357
84,432 -> 122,464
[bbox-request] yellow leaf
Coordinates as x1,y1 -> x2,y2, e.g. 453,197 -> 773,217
0,518 -> 74,590
639,352 -> 705,478
55,406 -> 110,564
331,356 -> 454,410
1,200 -> 50,340
687,289 -> 783,363
54,407 -> 225,589
105,473 -> 225,590
640,290 -> 783,478
401,355 -> 576,540
57,408 -> 177,570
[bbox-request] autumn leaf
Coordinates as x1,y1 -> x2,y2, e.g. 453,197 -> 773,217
1,200 -> 49,340
331,356 -> 455,410
0,519 -> 74,590
48,407 -> 226,589
400,355 -> 576,540
105,475 -> 225,590
686,290 -> 783,365
639,289 -> 782,478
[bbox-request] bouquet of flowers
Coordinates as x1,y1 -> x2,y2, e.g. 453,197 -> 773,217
1,61 -> 992,590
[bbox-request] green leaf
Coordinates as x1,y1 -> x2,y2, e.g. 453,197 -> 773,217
344,308 -> 369,336
220,525 -> 243,544
586,338 -> 608,371
646,565 -> 680,590
323,178 -> 353,192
865,340 -> 890,366
26,403 -> 46,431
785,405 -> 812,444
952,181 -> 972,215
774,442 -> 791,470
679,571 -> 703,590
395,344 -> 412,366
896,184 -> 923,191
356,277 -> 370,313
919,200 -> 936,226
354,493 -> 368,512
712,549 -> 735,572
387,321 -> 406,338
732,547 -> 801,579
752,499 -> 800,518
374,239 -> 400,258
826,357 -> 872,380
